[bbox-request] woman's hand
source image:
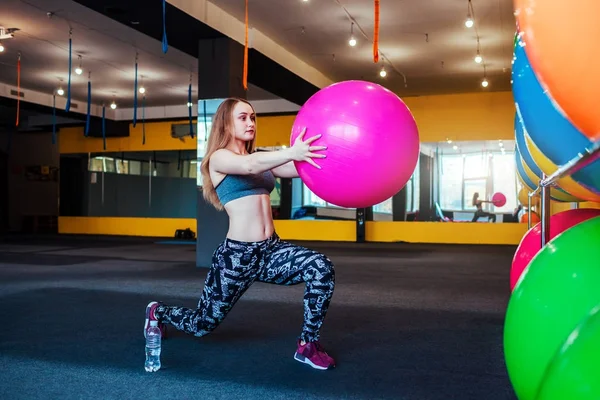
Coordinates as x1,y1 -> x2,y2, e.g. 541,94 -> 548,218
290,127 -> 327,169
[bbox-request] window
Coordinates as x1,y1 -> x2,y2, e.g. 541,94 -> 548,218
303,187 -> 327,207
439,154 -> 464,210
87,151 -> 197,179
303,156 -> 420,214
270,178 -> 281,206
373,198 -> 392,214
406,156 -> 420,212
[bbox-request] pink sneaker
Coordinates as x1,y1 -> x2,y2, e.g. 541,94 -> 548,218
294,340 -> 336,370
144,301 -> 166,339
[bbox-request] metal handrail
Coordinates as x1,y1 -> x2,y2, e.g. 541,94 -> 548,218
527,140 -> 600,246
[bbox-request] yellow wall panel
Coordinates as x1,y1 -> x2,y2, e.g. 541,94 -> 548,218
256,115 -> 296,147
59,121 -> 197,154
273,220 -> 356,242
59,91 -> 516,154
59,217 -> 529,245
59,217 -> 196,237
402,91 -> 515,142
251,91 -> 515,147
366,221 -> 528,245
580,202 -> 600,210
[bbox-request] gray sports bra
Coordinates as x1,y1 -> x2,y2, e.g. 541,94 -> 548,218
215,171 -> 276,205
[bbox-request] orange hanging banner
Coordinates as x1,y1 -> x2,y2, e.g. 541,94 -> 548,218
16,53 -> 21,127
243,0 -> 249,90
373,0 -> 380,63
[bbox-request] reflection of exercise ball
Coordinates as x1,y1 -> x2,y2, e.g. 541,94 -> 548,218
520,212 -> 540,225
510,208 -> 600,291
504,216 -> 600,400
536,305 -> 600,400
514,0 -> 600,141
492,192 -> 506,207
290,80 -> 420,208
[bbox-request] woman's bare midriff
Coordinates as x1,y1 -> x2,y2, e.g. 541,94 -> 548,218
223,194 -> 275,242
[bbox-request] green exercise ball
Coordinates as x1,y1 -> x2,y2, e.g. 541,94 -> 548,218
536,305 -> 600,400
504,216 -> 600,400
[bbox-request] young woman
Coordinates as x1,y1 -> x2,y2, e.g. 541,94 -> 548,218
144,97 -> 336,371
471,192 -> 497,222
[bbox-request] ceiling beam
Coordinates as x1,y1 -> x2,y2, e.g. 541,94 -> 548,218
166,0 -> 334,90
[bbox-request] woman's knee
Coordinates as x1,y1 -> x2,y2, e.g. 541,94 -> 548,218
310,253 -> 335,282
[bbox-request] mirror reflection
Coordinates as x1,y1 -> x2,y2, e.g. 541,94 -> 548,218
265,139 -> 520,223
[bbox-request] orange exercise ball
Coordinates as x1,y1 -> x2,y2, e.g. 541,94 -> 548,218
514,0 -> 600,142
520,212 -> 540,225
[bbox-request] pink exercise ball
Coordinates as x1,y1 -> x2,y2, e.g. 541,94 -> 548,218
510,208 -> 600,291
492,192 -> 507,207
290,80 -> 420,208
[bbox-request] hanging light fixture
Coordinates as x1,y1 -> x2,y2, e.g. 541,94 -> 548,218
75,55 -> 83,75
348,22 -> 356,47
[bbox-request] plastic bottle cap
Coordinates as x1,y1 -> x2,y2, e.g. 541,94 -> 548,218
150,321 -> 158,327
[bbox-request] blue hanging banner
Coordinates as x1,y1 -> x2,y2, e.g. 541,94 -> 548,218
203,100 -> 208,141
162,0 -> 169,53
142,95 -> 146,145
85,76 -> 91,136
102,105 -> 106,150
52,95 -> 56,145
66,33 -> 72,112
133,58 -> 138,127
188,83 -> 194,138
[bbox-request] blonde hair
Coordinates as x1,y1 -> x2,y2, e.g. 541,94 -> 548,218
200,97 -> 256,210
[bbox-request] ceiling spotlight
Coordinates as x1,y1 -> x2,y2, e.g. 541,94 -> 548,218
465,17 -> 474,28
110,101 -> 117,110
139,87 -> 146,94
481,78 -> 489,88
379,66 -> 387,78
57,87 -> 64,96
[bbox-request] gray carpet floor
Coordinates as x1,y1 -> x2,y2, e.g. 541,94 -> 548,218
0,235 -> 517,400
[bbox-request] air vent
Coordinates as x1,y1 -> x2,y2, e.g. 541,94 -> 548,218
171,123 -> 196,139
10,89 -> 24,98
70,103 -> 78,109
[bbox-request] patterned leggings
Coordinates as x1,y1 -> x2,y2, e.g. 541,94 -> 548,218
154,232 -> 335,343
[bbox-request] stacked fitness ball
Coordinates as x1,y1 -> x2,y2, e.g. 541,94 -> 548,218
505,1 -> 600,399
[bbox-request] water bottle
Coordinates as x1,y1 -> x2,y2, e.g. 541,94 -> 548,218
144,321 -> 161,372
